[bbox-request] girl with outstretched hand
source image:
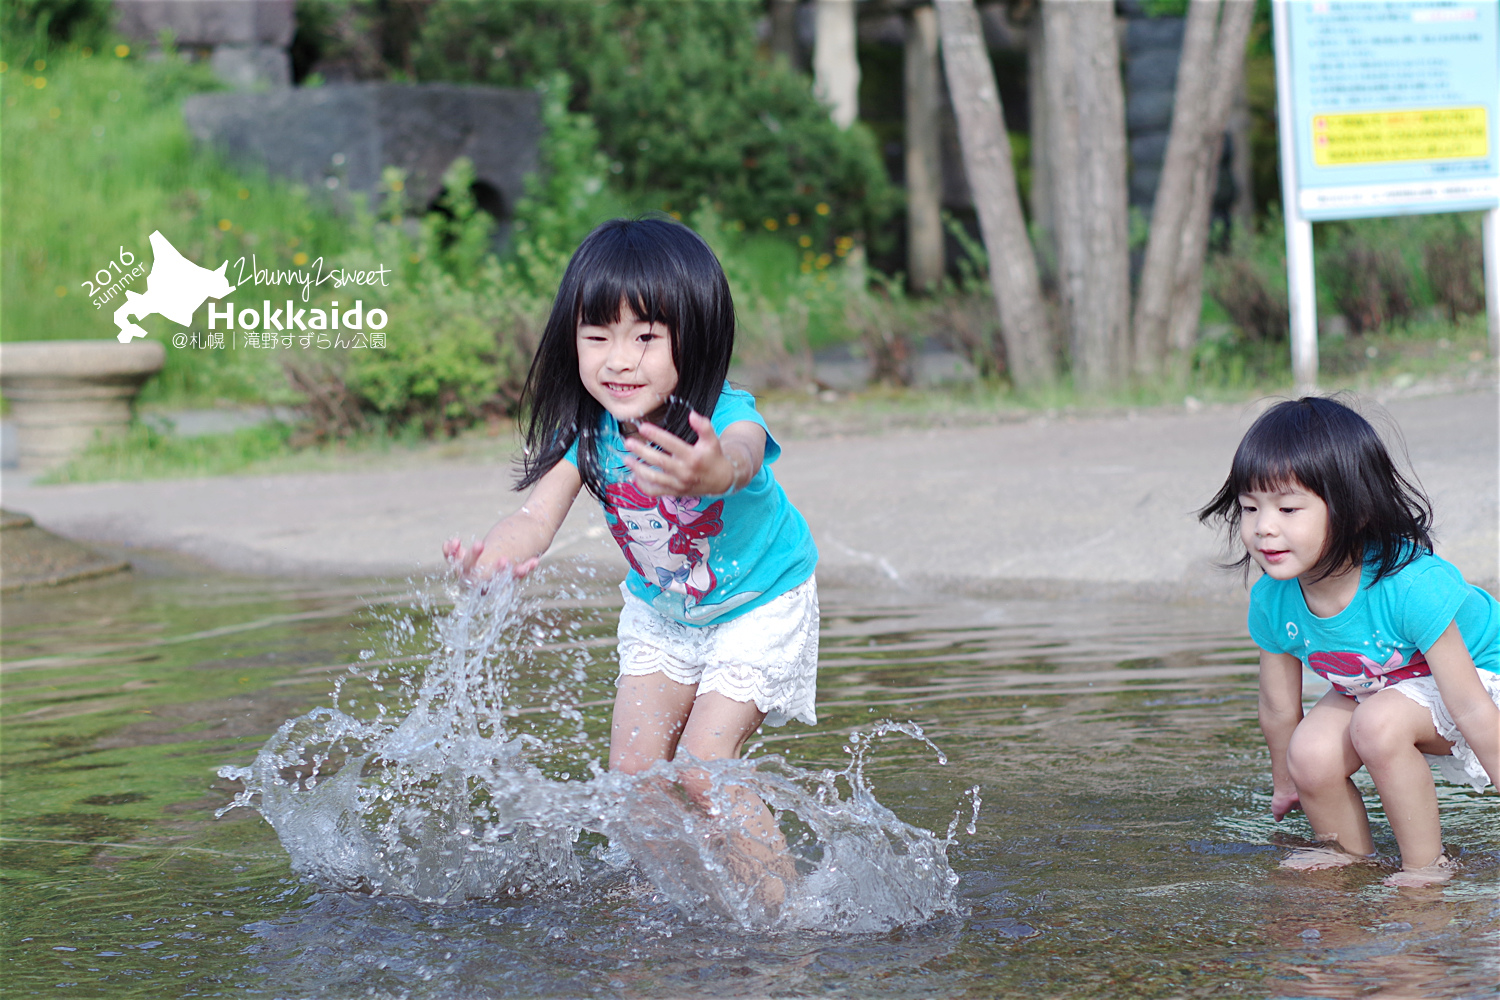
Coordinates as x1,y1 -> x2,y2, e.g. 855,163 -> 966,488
445,217 -> 818,903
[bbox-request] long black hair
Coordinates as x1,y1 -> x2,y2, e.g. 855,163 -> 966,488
514,217 -> 736,503
1197,396 -> 1434,585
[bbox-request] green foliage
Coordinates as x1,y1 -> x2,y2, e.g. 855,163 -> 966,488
1140,0 -> 1191,17
501,74 -> 629,299
40,420 -> 295,483
318,159 -> 523,437
409,0 -> 898,249
0,45 -> 356,412
1,0 -> 112,62
1207,210 -> 1487,345
1322,226 -> 1414,334
329,76 -> 631,438
1205,213 -> 1289,342
1317,213 -> 1486,331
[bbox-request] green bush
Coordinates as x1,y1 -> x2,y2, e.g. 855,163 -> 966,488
1205,215 -> 1289,343
1206,210 -> 1488,344
1422,215 -> 1484,322
1,0 -> 112,61
1321,225 -> 1415,334
316,82 -> 625,438
0,43 -> 355,411
408,0 -> 898,251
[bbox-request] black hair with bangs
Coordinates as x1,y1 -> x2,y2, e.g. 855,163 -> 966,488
515,216 -> 736,503
1197,396 -> 1434,585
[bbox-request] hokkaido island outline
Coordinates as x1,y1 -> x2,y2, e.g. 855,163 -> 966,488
114,231 -> 236,343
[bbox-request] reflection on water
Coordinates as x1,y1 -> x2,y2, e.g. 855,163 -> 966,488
2,565 -> 1497,998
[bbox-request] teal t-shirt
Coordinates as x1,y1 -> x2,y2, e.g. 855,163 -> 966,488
563,385 -> 818,626
1248,550 -> 1500,698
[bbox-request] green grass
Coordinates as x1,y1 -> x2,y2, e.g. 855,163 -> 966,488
756,313 -> 1495,439
34,310 -> 1494,483
6,39 -> 1491,484
37,421 -> 298,483
34,415 -> 527,484
1,43 -> 363,406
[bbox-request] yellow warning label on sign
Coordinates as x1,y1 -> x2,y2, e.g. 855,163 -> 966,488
1312,107 -> 1489,167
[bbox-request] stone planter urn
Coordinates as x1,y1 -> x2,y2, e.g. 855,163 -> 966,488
0,340 -> 166,471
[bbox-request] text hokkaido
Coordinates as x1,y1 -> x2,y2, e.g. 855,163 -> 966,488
207,299 -> 388,331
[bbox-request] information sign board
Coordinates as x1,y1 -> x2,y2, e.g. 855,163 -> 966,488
1272,0 -> 1500,388
1285,0 -> 1500,220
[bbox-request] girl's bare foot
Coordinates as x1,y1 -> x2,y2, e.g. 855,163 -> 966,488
722,831 -> 794,911
1281,845 -> 1370,871
1383,856 -> 1453,888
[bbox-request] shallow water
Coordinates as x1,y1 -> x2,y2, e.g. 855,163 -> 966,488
2,564 -> 1497,999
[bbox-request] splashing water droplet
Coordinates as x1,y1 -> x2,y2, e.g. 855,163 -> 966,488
218,578 -> 975,930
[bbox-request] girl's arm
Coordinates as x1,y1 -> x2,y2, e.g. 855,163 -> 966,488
444,459 -> 583,580
1259,648 -> 1305,820
1425,621 -> 1500,790
623,410 -> 766,498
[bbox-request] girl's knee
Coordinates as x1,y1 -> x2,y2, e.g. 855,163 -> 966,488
1287,726 -> 1352,787
609,749 -> 664,776
1348,693 -> 1428,759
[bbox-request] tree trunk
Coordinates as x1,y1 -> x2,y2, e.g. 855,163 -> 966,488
1228,64 -> 1254,235
906,4 -> 945,292
814,0 -> 860,130
769,0 -> 801,68
1131,0 -> 1255,378
1027,11 -> 1055,280
1042,0 -> 1131,392
935,0 -> 1055,386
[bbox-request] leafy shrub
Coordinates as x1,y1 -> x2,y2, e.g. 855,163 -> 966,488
1206,218 -> 1289,342
932,217 -> 1009,378
292,81 -> 622,439
928,289 -> 1006,380
408,0 -> 898,250
1,0 -> 112,61
1424,218 -> 1484,322
1322,227 -> 1414,334
287,160 -> 530,439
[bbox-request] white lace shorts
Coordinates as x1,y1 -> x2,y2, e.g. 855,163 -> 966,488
616,575 -> 819,727
1384,668 -> 1500,792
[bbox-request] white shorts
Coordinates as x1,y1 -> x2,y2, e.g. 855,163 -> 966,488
616,575 -> 819,727
1386,669 -> 1500,792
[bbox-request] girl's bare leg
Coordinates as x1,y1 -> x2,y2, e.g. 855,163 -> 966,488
1285,690 -> 1375,865
677,691 -> 796,903
1348,688 -> 1454,886
609,672 -> 697,774
608,677 -> 791,903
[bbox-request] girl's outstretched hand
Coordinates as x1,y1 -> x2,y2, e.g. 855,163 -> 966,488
443,537 -> 539,583
1271,787 -> 1302,822
624,410 -> 751,498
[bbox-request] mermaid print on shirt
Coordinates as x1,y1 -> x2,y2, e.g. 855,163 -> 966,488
1307,647 -> 1431,697
605,478 -> 723,595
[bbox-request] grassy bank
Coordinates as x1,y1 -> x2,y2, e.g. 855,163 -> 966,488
36,310 -> 1493,485
7,45 -> 1494,487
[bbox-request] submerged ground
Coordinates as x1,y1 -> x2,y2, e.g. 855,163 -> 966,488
2,569 -> 1497,998
1,384 -> 1497,997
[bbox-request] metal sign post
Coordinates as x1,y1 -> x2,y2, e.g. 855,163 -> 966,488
1272,0 -> 1318,393
1271,0 -> 1500,392
1487,206 -> 1500,357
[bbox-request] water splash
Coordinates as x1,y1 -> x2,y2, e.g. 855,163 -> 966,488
219,577 -> 974,931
